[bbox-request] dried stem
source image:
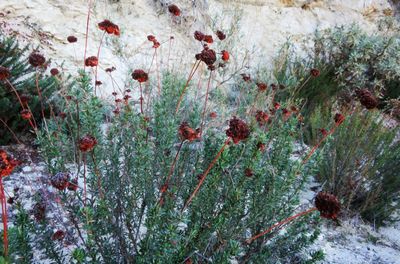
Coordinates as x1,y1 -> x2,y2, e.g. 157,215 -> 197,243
182,138 -> 231,211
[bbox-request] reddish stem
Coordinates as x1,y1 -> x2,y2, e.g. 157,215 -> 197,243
35,70 -> 45,120
200,71 -> 213,136
83,0 -> 92,70
139,82 -> 144,115
0,179 -> 8,257
246,207 -> 317,244
94,32 -> 106,96
155,49 -> 161,95
83,154 -> 87,206
182,138 -> 231,211
159,140 -> 184,205
175,60 -> 200,114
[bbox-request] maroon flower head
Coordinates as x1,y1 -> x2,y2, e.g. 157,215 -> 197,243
79,134 -> 97,152
255,110 -> 269,126
204,35 -> 213,44
282,108 -> 291,119
67,36 -> 78,43
85,56 -> 98,67
105,67 -> 116,72
256,82 -> 267,92
147,35 -> 156,41
131,69 -> 148,83
257,142 -> 266,152
179,122 -> 201,142
216,30 -> 226,40
334,113 -> 345,125
315,192 -> 340,220
221,50 -> 229,62
58,112 -> 67,119
199,49 -> 216,66
168,4 -> 181,16
50,172 -> 70,191
274,102 -> 281,110
20,109 -> 32,120
194,31 -> 205,41
209,112 -> 217,119
244,168 -> 254,177
29,52 -> 46,67
51,230 -> 65,241
310,68 -> 320,77
0,66 -> 10,80
20,94 -> 30,104
33,201 -> 46,221
270,83 -> 277,90
241,73 -> 251,82
355,89 -> 379,110
226,117 -> 250,144
98,19 -> 120,36
95,80 -> 102,86
50,68 -> 59,76
152,41 -> 161,49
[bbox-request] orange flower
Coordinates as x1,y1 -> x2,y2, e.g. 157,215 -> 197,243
20,109 -> 32,120
98,19 -> 120,36
179,122 -> 201,142
221,50 -> 229,61
0,150 -> 20,178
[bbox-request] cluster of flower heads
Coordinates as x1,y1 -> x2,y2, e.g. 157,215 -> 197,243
355,89 -> 379,110
255,110 -> 270,126
29,52 -> 46,68
178,122 -> 201,142
78,134 -> 98,152
193,30 -> 229,70
98,19 -> 120,36
168,4 -> 181,16
50,172 -> 71,191
315,191 -> 341,219
226,117 -> 250,144
85,56 -> 98,67
0,150 -> 20,177
132,69 -> 149,83
147,35 -> 161,48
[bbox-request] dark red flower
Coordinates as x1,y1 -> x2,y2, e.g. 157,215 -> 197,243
221,50 -> 229,62
257,142 -> 266,152
20,109 -> 32,120
7,197 -> 14,204
50,172 -> 70,191
310,68 -> 320,77
95,80 -> 102,86
0,150 -> 20,178
51,230 -> 65,241
113,108 -> 120,115
33,201 -> 46,221
168,4 -> 181,16
29,52 -> 46,67
194,31 -> 205,41
226,117 -> 250,144
334,113 -> 345,125
20,94 -> 30,104
216,30 -> 226,40
256,82 -> 267,92
244,168 -> 254,177
0,66 -> 10,80
204,35 -> 213,44
152,41 -> 161,49
105,67 -> 116,72
58,112 -> 67,119
67,36 -> 78,43
125,89 -> 131,93
319,128 -> 328,136
315,192 -> 340,220
78,135 -> 97,152
270,83 -> 277,90
274,102 -> 281,110
241,73 -> 251,82
131,69 -> 148,83
355,89 -> 379,110
98,19 -> 120,36
255,110 -> 269,126
50,68 -> 59,76
115,98 -> 122,103
282,108 -> 291,120
198,49 -> 216,66
147,35 -> 156,41
85,56 -> 98,67
209,112 -> 217,119
179,122 -> 201,142
112,92 -> 118,96
290,106 -> 298,113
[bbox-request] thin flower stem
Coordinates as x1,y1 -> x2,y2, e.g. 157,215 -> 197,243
0,118 -> 23,144
84,0 -> 92,70
139,82 -> 144,114
83,154 -> 87,206
35,70 -> 45,120
200,71 -> 213,136
159,140 -> 185,205
0,179 -> 8,257
91,151 -> 103,199
246,207 -> 317,244
175,60 -> 200,114
155,49 -> 161,95
94,32 -> 106,96
182,138 -> 231,211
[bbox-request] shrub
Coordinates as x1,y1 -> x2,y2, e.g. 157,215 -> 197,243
310,106 -> 400,226
0,34 -> 61,144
